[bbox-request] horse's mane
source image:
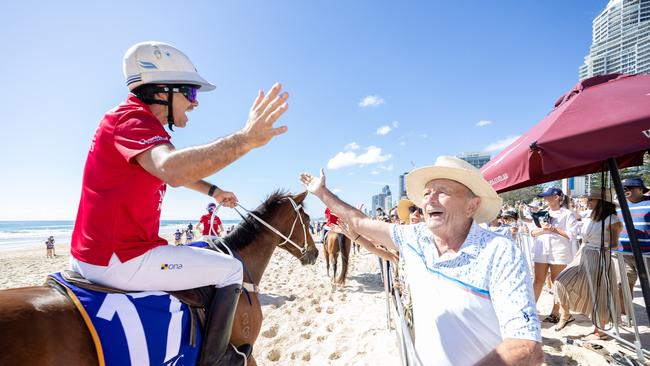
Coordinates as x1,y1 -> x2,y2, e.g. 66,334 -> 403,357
224,189 -> 300,251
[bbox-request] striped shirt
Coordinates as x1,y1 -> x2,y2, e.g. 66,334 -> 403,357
617,197 -> 650,253
390,222 -> 540,366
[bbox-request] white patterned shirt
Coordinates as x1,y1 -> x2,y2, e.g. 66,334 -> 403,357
390,222 -> 540,366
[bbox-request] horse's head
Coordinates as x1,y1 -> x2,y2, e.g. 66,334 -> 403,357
276,191 -> 319,265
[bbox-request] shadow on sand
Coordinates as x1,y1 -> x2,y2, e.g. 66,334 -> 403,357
257,293 -> 296,307
347,272 -> 384,294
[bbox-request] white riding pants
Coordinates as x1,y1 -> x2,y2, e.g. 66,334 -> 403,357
70,244 -> 243,292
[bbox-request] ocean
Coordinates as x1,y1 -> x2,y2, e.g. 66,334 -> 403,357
0,220 -> 242,251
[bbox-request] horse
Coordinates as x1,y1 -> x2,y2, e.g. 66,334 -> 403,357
0,190 -> 318,366
322,231 -> 351,286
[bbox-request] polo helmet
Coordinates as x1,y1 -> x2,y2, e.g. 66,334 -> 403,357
123,41 -> 216,92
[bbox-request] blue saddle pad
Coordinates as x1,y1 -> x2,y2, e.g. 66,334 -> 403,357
49,272 -> 201,366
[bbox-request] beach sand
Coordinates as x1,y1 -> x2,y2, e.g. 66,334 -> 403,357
0,239 -> 648,365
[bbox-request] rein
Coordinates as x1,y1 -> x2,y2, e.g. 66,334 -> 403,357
233,197 -> 310,261
203,197 -> 311,297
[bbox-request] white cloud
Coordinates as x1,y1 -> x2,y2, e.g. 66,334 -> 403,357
327,146 -> 392,169
399,141 -> 406,146
483,135 -> 520,153
377,126 -> 392,135
344,142 -> 360,151
379,164 -> 393,171
392,121 -> 399,128
371,171 -> 380,175
476,120 -> 493,127
359,95 -> 385,108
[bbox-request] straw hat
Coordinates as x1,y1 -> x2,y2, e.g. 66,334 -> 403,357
405,156 -> 502,223
396,198 -> 416,223
585,187 -> 614,203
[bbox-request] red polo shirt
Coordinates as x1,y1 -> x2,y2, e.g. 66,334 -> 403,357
199,213 -> 223,236
71,94 -> 171,265
325,208 -> 339,226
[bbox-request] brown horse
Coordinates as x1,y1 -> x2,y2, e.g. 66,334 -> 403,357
0,190 -> 318,366
323,231 -> 351,286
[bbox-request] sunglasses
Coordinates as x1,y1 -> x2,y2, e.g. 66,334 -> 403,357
160,85 -> 198,103
175,85 -> 198,103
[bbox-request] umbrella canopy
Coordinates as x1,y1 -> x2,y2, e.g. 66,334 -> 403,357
481,73 -> 650,193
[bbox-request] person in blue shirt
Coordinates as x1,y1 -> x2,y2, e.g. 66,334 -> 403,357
616,177 -> 650,295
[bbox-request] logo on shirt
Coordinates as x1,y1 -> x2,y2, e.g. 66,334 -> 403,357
522,310 -> 530,322
643,129 -> 650,138
160,263 -> 183,270
139,136 -> 169,145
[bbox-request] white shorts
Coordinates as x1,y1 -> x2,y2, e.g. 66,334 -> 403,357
70,244 -> 242,291
532,236 -> 573,265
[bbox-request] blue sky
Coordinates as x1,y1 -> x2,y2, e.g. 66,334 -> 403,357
0,1 -> 607,221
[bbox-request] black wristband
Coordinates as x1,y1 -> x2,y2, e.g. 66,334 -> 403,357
207,184 -> 218,197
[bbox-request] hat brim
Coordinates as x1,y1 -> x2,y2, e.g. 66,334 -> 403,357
405,165 -> 502,223
397,199 -> 415,223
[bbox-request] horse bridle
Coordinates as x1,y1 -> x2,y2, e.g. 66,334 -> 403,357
233,197 -> 311,261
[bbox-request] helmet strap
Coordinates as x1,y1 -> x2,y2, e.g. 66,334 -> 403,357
166,88 -> 175,131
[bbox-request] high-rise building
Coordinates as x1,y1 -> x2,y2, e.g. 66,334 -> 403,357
457,152 -> 491,169
579,0 -> 650,80
382,185 -> 392,211
398,172 -> 408,199
372,193 -> 386,216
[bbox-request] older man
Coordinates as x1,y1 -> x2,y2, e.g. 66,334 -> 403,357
300,156 -> 542,366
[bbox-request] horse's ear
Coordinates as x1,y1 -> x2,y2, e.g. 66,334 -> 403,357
294,190 -> 308,203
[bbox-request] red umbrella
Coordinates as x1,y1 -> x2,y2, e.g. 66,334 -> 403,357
481,73 -> 650,193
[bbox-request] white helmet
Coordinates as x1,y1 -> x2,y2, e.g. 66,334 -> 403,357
123,41 -> 216,92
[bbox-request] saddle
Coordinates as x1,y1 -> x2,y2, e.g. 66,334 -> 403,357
47,270 -> 214,347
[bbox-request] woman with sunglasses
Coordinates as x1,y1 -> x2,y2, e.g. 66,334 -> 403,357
69,41 -> 290,365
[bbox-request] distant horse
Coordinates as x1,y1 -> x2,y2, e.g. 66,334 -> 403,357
0,190 -> 318,366
323,231 -> 351,286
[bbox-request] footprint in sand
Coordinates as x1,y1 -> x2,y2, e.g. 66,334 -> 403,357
319,283 -> 325,289
329,351 -> 341,360
302,319 -> 312,326
302,352 -> 311,361
267,349 -> 281,362
315,306 -> 322,313
326,323 -> 335,332
298,306 -> 305,313
317,335 -> 326,342
326,307 -> 334,314
301,332 -> 311,339
261,325 -> 278,338
310,298 -> 319,305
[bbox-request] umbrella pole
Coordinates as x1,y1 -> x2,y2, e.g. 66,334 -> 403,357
608,158 -> 650,323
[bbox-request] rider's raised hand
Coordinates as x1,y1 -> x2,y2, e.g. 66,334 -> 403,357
242,82 -> 289,149
299,168 -> 326,197
212,188 -> 238,208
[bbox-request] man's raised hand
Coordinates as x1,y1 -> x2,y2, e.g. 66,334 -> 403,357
299,168 -> 326,197
242,82 -> 289,148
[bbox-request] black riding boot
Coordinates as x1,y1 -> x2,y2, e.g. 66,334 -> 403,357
198,284 -> 252,366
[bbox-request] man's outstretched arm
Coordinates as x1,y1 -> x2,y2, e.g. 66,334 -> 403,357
299,169 -> 395,251
136,83 -> 289,187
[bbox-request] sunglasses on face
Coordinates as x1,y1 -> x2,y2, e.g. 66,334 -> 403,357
176,85 -> 198,103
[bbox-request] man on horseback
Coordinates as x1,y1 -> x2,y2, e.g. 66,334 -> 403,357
300,156 -> 543,366
70,41 -> 289,365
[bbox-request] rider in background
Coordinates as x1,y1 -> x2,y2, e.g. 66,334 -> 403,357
69,41 -> 289,365
197,202 -> 224,241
